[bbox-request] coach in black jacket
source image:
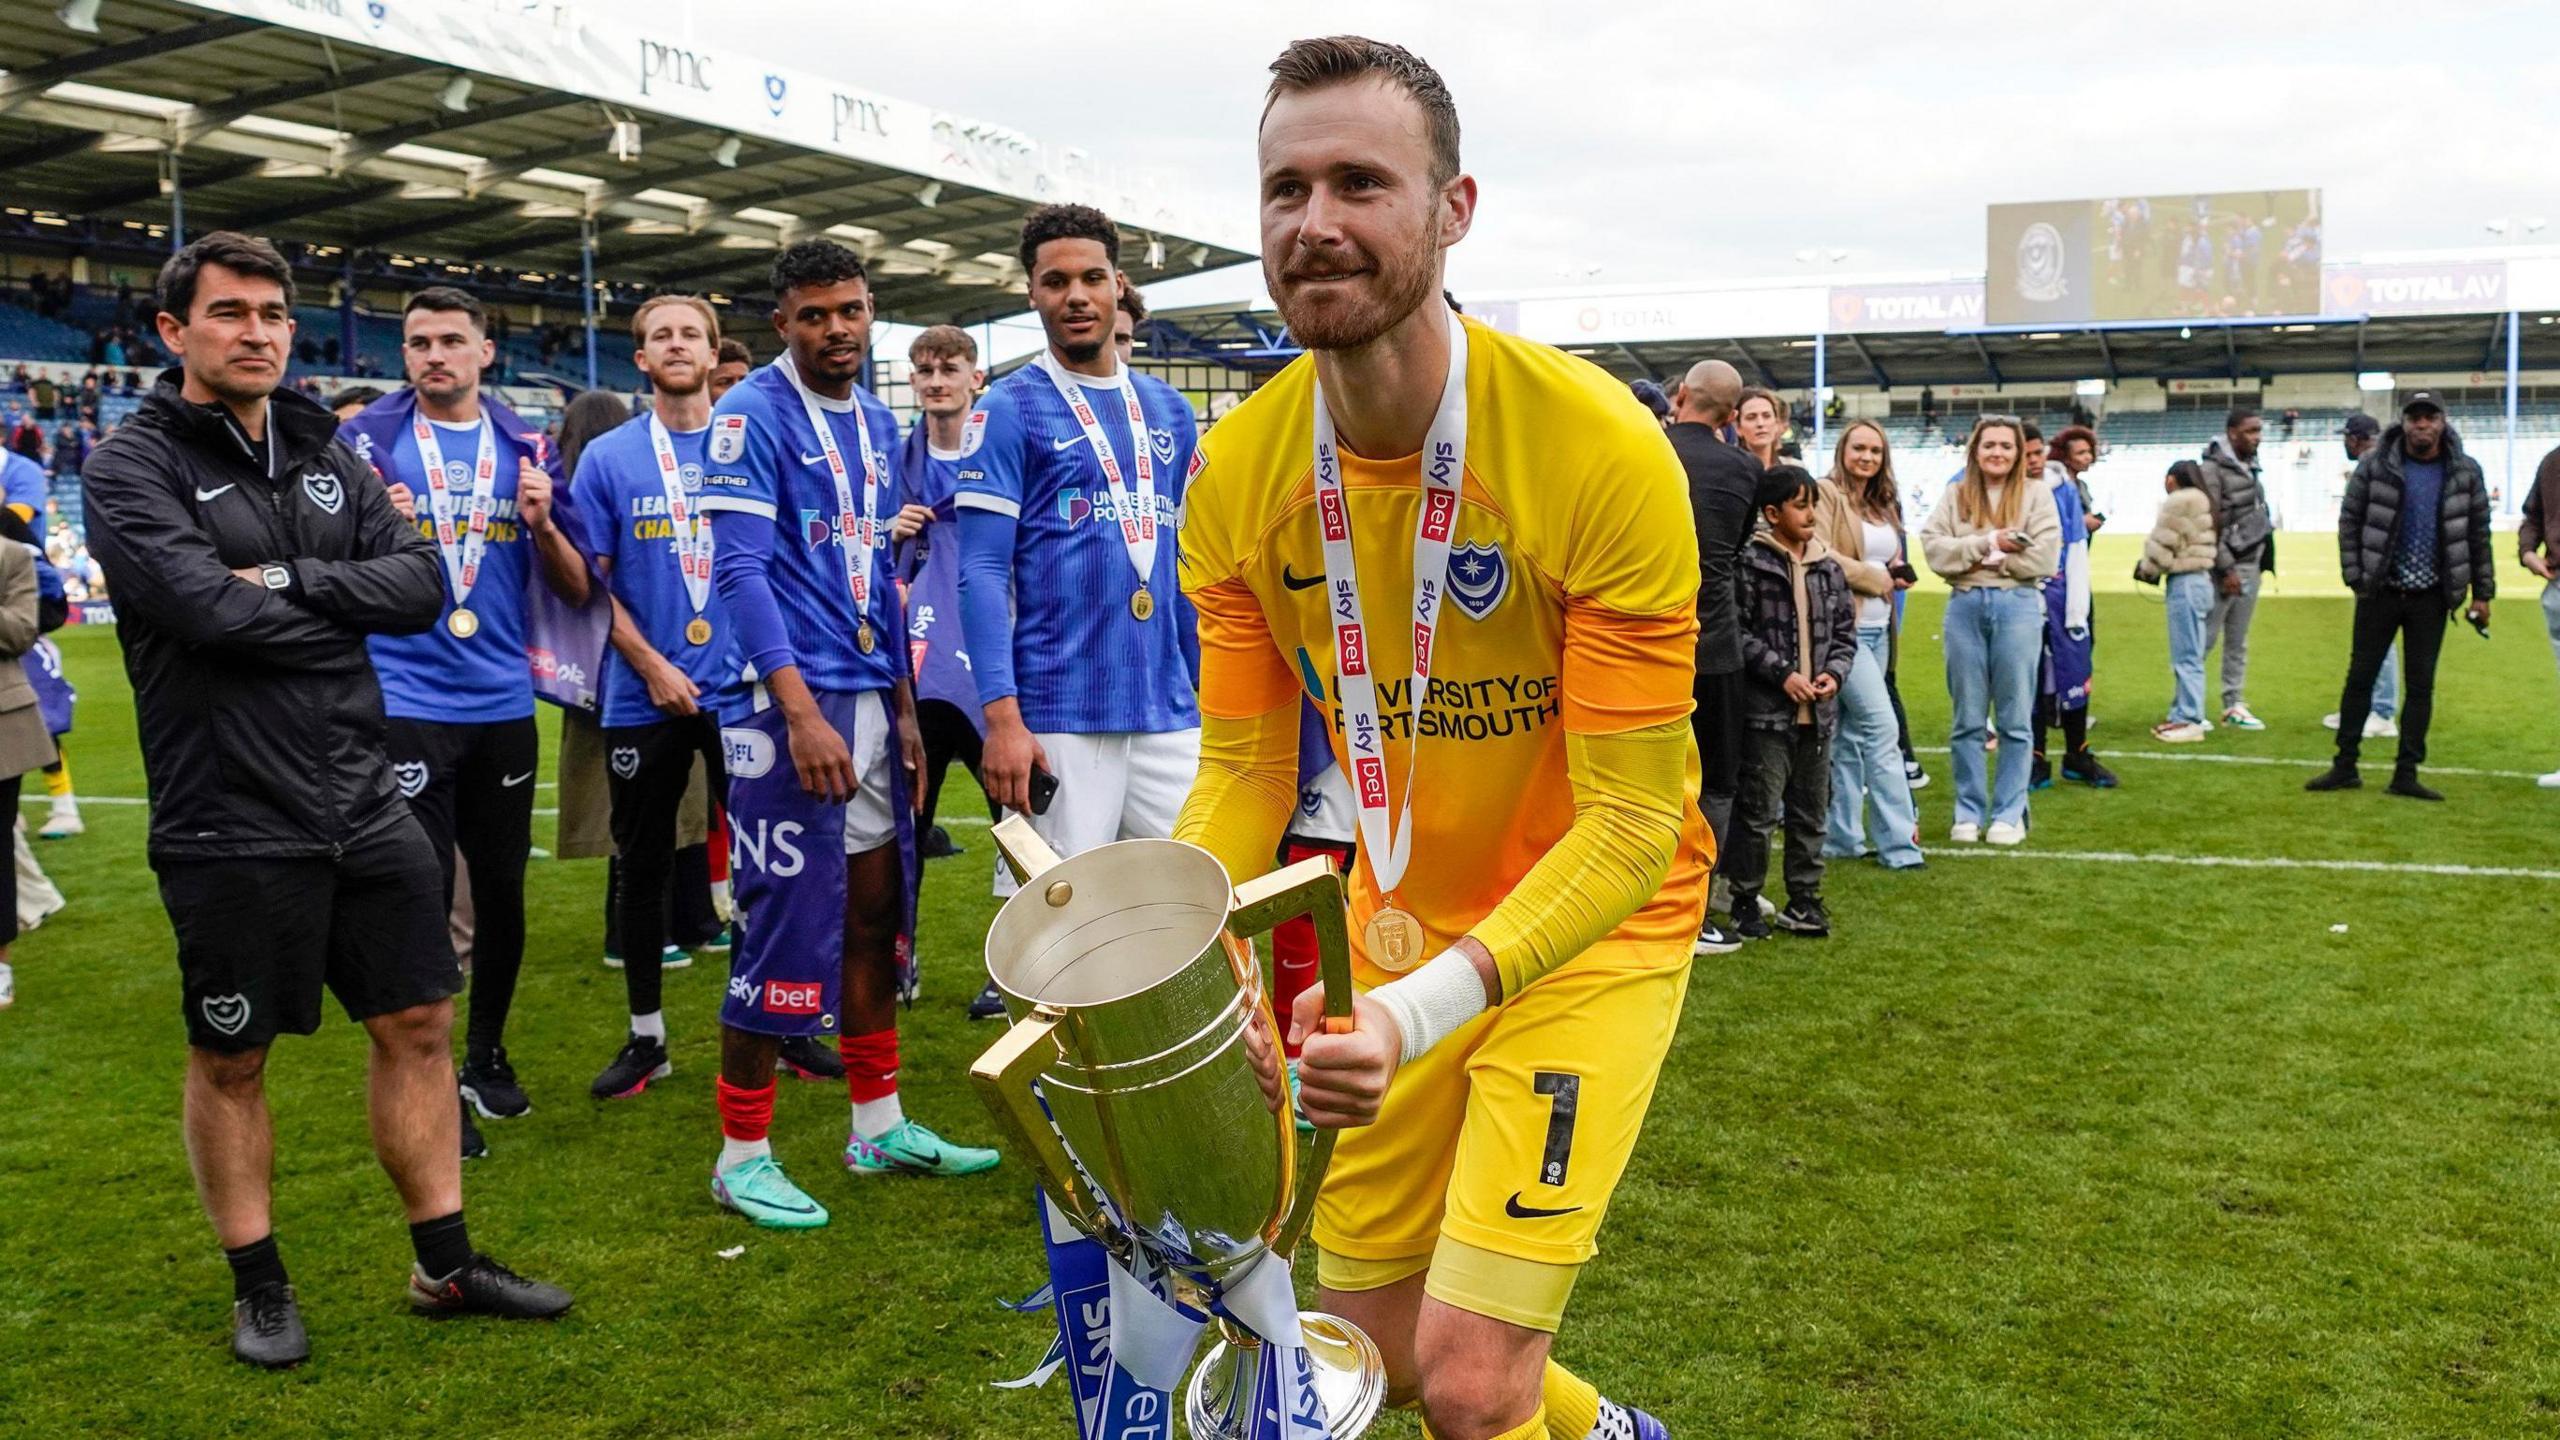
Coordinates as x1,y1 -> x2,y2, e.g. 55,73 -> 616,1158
2308,392 -> 2492,801
82,232 -> 568,1371
1667,359 -> 1762,953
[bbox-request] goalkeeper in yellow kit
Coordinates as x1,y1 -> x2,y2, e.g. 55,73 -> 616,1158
1173,36 -> 1712,1440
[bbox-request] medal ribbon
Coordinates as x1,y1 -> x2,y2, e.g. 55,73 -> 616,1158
1033,352 -> 1159,589
413,414 -> 497,608
779,352 -> 881,626
1309,310 -> 1468,902
647,415 -> 714,623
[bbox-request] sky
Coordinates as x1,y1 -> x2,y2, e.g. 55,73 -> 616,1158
626,0 -> 2560,310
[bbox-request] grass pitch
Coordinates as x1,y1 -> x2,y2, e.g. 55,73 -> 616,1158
9,552 -> 2560,1438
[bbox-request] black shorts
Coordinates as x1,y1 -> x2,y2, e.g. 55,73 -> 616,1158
158,815 -> 459,1053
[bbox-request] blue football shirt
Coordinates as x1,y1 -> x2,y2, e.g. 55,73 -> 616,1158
364,415 -> 538,724
697,363 -> 904,704
567,414 -> 742,728
953,363 -> 1198,734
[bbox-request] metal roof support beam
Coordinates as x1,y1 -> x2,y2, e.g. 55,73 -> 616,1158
174,57 -> 431,146
2481,312 -> 2507,370
228,180 -> 404,232
1843,331 -> 1890,387
1729,337 -> 1775,387
80,155 -> 265,214
2223,323 -> 2240,380
1612,342 -> 1658,382
2093,328 -> 2119,383
357,199 -> 526,249
0,129 -> 118,172
333,92 -> 585,171
1967,333 -> 2003,386
0,16 -> 263,115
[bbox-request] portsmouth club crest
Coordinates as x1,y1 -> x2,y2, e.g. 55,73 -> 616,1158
304,468 -> 345,516
1149,426 -> 1177,468
1445,540 -> 1509,620
763,73 -> 788,118
393,760 -> 429,798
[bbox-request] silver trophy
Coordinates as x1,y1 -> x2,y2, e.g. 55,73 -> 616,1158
971,816 -> 1387,1439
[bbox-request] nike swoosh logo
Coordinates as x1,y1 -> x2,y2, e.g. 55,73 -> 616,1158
1052,435 -> 1084,451
1280,566 -> 1325,591
799,452 -> 828,465
501,771 -> 535,787
1504,1192 -> 1583,1220
194,484 -> 235,502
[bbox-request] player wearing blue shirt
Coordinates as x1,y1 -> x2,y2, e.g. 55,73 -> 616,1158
343,287 -> 582,1147
1,447 -> 50,524
954,205 -> 1201,902
694,240 -> 997,1230
548,295 -> 738,1101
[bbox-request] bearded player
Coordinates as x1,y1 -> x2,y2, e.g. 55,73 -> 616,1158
1175,38 -> 1706,1440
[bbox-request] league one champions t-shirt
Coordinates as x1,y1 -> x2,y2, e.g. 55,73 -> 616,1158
366,416 -> 539,723
567,416 -> 741,729
1180,316 -> 1712,965
696,364 -> 905,706
955,364 -> 1199,734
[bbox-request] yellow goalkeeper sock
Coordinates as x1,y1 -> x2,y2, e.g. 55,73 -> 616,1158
1544,1360 -> 1600,1440
44,752 -> 70,799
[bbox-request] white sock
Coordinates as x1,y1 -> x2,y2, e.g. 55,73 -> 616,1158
1593,1399 -> 1639,1440
852,1092 -> 904,1140
718,1135 -> 771,1171
630,1010 -> 666,1041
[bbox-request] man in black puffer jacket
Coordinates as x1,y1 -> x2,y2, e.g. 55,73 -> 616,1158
2308,392 -> 2493,801
82,232 -> 571,1372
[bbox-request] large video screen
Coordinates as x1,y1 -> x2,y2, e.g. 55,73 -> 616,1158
1987,190 -> 2321,325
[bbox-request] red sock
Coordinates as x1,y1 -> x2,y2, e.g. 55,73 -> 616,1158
841,1029 -> 899,1104
706,804 -> 730,886
715,1078 -> 774,1142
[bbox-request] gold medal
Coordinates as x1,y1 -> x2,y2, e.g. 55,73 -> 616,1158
446,606 -> 479,639
685,616 -> 713,647
1130,586 -> 1155,621
856,622 -> 876,654
1361,905 -> 1426,973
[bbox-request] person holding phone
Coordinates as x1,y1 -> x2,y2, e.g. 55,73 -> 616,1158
1814,420 -> 1923,869
1921,417 -> 2061,845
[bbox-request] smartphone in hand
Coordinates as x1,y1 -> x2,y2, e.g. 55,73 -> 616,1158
1027,764 -> 1059,816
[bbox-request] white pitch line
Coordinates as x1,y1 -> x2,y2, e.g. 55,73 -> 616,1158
18,795 -> 146,806
1913,745 -> 2548,783
1931,846 -> 2560,881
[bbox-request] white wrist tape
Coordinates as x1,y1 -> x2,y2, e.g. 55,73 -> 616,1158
1369,949 -> 1490,1064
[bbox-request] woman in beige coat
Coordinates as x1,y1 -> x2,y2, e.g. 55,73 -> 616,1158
0,534 -> 61,1008
2134,459 -> 2219,741
1920,417 -> 2061,844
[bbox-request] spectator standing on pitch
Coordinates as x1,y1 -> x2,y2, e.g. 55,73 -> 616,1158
2197,407 -> 2273,731
0,517 -> 51,1008
2522,434 -> 2560,788
955,205 -> 1201,885
340,287 -> 578,1153
1731,465 -> 1857,938
2325,414 -> 2400,740
1815,420 -> 1923,870
2309,393 -> 2492,802
2034,425 -> 2115,790
1736,386 -> 1785,469
1923,417 -> 2060,844
698,240 -> 997,1230
549,296 -> 741,1100
2136,459 -> 2218,742
82,232 -> 569,1369
1667,358 -> 1761,952
888,325 -> 997,1014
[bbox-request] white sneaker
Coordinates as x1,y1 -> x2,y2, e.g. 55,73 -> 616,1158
38,797 -> 81,839
2221,705 -> 2265,731
2539,768 -> 2560,790
2365,715 -> 2398,739
1949,821 -> 1981,844
0,961 -> 14,1008
2153,720 -> 2208,744
1984,820 -> 2027,846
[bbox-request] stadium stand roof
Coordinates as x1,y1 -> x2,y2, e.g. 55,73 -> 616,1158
1141,251 -> 2560,389
0,0 -> 1253,321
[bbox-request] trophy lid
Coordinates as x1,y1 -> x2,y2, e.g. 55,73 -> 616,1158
985,837 -> 1237,1010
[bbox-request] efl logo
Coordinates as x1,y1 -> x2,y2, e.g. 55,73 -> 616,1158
722,727 -> 777,780
763,980 -> 824,1015
1336,622 -> 1367,677
1317,488 -> 1348,543
1353,755 -> 1388,810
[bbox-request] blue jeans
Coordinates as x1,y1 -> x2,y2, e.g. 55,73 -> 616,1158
1826,625 -> 1924,867
1944,586 -> 2043,827
2165,571 -> 2212,725
2371,641 -> 2401,720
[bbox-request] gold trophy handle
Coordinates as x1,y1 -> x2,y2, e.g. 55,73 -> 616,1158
1225,855 -> 1357,1261
967,1008 -> 1109,1238
991,813 -> 1066,887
